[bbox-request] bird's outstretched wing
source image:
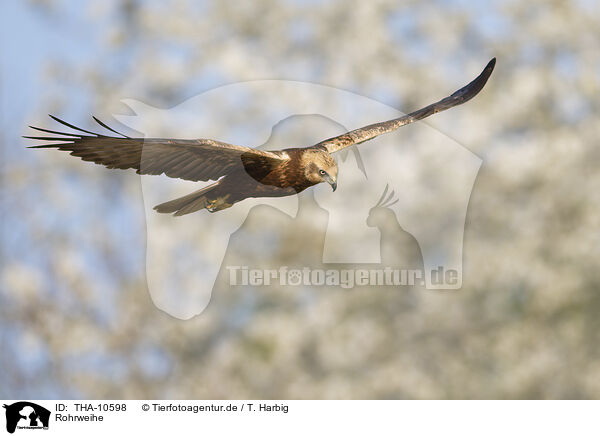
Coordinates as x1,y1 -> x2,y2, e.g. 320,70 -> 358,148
311,58 -> 496,154
25,115 -> 287,182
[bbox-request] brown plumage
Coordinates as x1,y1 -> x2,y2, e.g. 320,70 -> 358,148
25,59 -> 495,215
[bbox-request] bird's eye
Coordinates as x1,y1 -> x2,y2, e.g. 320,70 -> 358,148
319,169 -> 326,175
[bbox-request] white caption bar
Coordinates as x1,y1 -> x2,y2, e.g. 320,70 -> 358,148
1,400 -> 598,435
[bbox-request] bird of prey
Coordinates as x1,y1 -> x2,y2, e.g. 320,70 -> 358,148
26,58 -> 495,215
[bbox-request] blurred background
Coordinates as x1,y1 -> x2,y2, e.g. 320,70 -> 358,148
1,0 -> 599,399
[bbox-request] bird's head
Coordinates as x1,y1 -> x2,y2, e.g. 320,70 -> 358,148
302,149 -> 338,191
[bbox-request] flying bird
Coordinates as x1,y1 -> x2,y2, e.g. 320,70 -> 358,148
26,58 -> 495,215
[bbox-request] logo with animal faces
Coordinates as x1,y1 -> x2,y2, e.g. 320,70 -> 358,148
108,80 -> 482,319
3,402 -> 50,434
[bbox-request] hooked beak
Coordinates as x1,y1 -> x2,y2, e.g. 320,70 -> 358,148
323,173 -> 337,192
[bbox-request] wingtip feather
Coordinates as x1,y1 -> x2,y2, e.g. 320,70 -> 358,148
48,114 -> 99,135
92,116 -> 130,138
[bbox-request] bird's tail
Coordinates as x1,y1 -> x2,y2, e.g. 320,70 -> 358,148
154,182 -> 220,216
